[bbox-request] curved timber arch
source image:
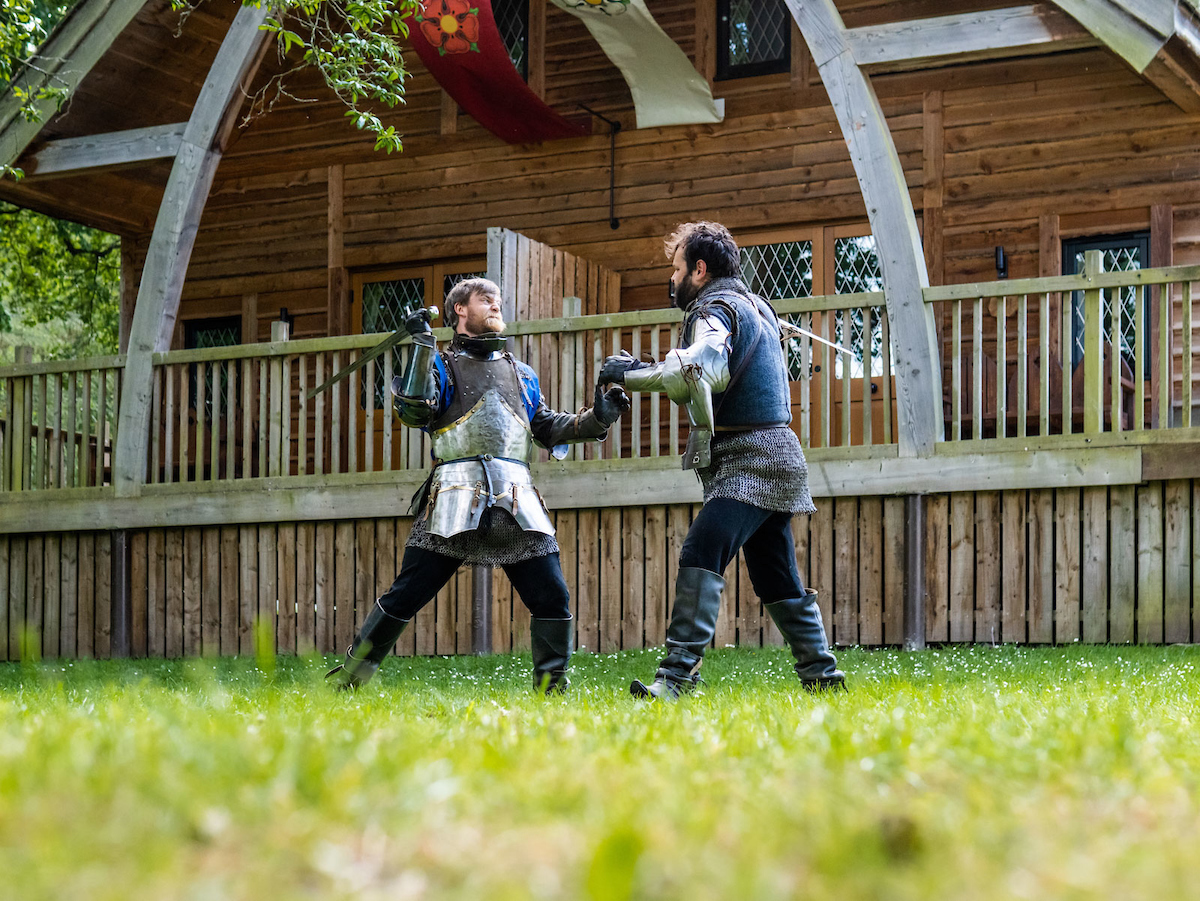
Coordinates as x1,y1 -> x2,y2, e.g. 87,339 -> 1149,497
785,0 -> 944,457
113,3 -> 273,496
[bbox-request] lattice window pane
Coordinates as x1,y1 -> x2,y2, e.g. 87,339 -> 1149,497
719,0 -> 789,78
1070,245 -> 1144,371
443,270 -> 487,301
363,277 -> 425,334
493,0 -> 528,79
741,240 -> 812,380
834,236 -> 886,378
184,317 -> 240,420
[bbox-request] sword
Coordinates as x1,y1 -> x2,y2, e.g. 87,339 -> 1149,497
778,319 -> 852,354
306,306 -> 440,399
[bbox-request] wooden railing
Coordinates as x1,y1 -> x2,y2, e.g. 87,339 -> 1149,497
0,352 -> 123,492
3,266 -> 1197,498
925,257 -> 1199,443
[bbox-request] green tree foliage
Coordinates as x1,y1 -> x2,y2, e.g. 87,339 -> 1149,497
0,201 -> 120,360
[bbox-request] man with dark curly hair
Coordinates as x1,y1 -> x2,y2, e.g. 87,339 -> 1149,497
327,277 -> 629,693
601,222 -> 845,698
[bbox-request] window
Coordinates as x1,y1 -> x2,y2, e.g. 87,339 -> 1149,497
183,316 -> 241,418
354,261 -> 486,407
717,0 -> 790,80
1063,231 -> 1150,376
493,0 -> 528,80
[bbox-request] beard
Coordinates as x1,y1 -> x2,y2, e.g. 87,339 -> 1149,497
672,273 -> 701,311
483,313 -> 506,334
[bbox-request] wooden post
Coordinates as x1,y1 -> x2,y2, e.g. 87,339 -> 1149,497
327,164 -> 348,337
471,563 -> 493,655
109,529 -> 131,657
1082,250 -> 1103,433
785,0 -> 943,458
904,494 -> 926,650
9,346 -> 33,493
268,320 -> 290,478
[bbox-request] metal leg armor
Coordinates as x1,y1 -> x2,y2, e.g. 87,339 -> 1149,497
530,616 -> 573,694
326,600 -> 411,691
631,567 -> 725,700
764,590 -> 846,692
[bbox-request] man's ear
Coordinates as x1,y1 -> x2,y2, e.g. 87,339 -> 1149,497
693,258 -> 708,281
454,301 -> 467,323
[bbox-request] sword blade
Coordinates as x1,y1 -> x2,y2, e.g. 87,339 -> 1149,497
780,321 -> 850,354
306,329 -> 408,399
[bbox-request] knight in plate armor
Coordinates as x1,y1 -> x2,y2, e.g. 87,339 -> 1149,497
327,277 -> 630,692
600,221 -> 845,698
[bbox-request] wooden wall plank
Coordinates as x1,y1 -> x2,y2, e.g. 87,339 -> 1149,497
811,500 -> 835,642
164,529 -> 183,657
1001,490 -> 1027,643
59,533 -> 78,659
1136,483 -> 1164,644
622,507 -> 645,650
576,509 -> 600,654
948,492 -> 975,642
433,553 -> 456,657
201,526 -> 220,655
924,495 -> 949,644
1082,486 -> 1109,643
555,510 -> 580,653
975,492 -> 1001,644
736,550 -> 760,649
0,536 -> 8,662
78,533 -> 95,659
27,536 -> 44,659
880,498 -> 904,646
642,506 -> 667,649
94,533 -> 111,658
1108,485 -> 1136,643
1054,489 -> 1081,643
43,535 -> 60,658
334,521 -> 355,652
183,527 -> 202,657
599,507 -> 622,652
220,526 -> 239,655
492,564 -> 513,654
274,522 -> 296,655
354,519 -> 374,640
257,523 -> 277,654
833,497 -> 858,646
130,531 -> 147,657
294,522 -> 314,655
858,496 -> 883,645
369,519 -> 393,656
394,518 -> 417,656
1027,489 -> 1055,643
7,537 -> 25,659
454,567 -> 472,655
314,521 -> 335,653
238,525 -> 257,655
1164,479 -> 1192,642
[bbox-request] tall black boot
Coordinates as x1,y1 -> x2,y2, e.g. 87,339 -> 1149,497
765,590 -> 846,692
631,567 -> 725,700
530,616 -> 573,694
325,600 -> 411,691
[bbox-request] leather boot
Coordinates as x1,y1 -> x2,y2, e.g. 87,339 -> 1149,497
326,600 -> 411,690
765,590 -> 846,692
530,616 -> 573,694
631,567 -> 725,700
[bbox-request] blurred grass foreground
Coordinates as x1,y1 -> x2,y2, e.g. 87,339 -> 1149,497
2,644 -> 1199,901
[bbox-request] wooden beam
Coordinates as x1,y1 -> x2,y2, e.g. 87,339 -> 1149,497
21,124 -> 186,179
0,0 -> 147,172
1053,0 -> 1169,71
786,0 -> 944,457
844,5 -> 1093,73
112,3 -> 273,497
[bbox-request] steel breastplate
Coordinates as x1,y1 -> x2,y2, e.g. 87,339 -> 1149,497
426,389 -> 554,538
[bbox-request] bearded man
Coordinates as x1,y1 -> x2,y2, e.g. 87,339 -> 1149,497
600,221 -> 845,698
327,277 -> 629,692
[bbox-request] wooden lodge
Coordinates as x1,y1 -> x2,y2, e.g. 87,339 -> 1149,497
1,0 -> 1199,662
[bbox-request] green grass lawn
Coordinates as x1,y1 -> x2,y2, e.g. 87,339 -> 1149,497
2,644 -> 1198,900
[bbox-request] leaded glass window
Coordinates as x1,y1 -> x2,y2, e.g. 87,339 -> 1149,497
493,0 -> 528,80
740,240 -> 812,379
183,316 -> 240,419
1063,232 -> 1150,377
717,0 -> 790,80
833,235 -> 887,378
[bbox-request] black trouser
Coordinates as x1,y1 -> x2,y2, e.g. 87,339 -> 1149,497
377,545 -> 572,621
679,497 -> 806,601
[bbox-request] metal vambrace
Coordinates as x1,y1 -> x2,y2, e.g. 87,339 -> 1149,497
393,334 -> 438,426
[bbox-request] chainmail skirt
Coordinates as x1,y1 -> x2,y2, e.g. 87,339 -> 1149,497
406,507 -> 559,566
698,426 -> 817,515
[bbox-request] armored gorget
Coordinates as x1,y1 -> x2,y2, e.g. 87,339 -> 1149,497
425,351 -> 555,539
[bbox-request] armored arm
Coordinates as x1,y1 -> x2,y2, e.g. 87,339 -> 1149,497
529,383 -> 630,447
623,315 -> 731,427
391,333 -> 440,427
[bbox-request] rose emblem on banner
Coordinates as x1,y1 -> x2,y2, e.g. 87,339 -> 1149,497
569,0 -> 631,15
416,0 -> 481,55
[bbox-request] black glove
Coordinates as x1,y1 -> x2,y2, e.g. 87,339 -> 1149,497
402,307 -> 434,338
592,383 -> 631,426
599,352 -> 648,385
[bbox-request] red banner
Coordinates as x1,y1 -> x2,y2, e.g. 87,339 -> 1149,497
406,0 -> 590,144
